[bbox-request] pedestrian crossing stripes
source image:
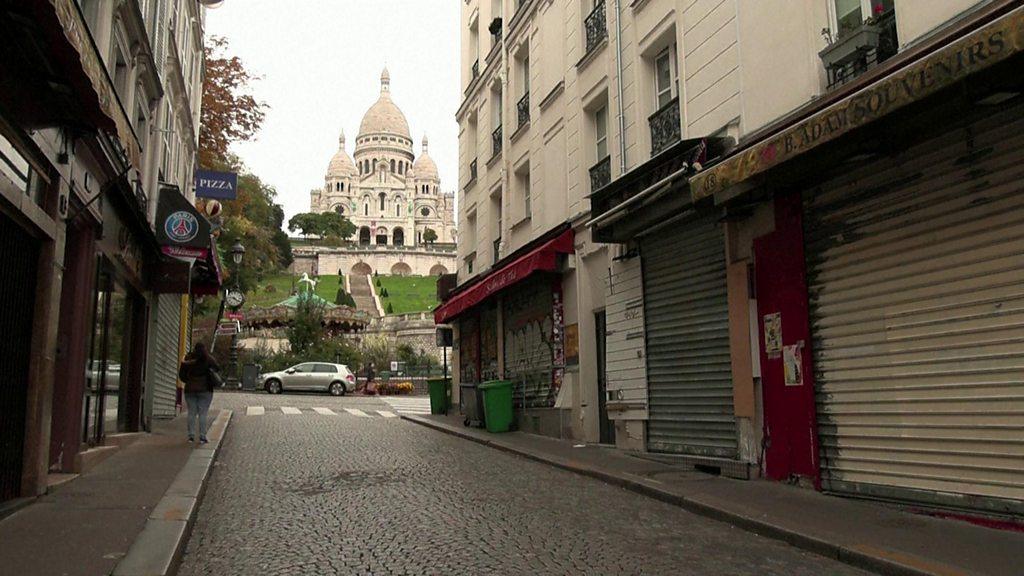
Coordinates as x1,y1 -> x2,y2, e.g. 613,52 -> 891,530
380,396 -> 431,415
244,406 -> 402,419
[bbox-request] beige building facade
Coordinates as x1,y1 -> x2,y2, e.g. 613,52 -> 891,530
446,0 -> 1024,516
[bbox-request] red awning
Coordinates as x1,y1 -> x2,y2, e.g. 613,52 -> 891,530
434,229 -> 574,324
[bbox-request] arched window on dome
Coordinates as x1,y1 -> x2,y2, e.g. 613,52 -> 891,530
340,182 -> 345,192
379,192 -> 386,212
373,159 -> 377,170
398,162 -> 404,175
390,159 -> 396,173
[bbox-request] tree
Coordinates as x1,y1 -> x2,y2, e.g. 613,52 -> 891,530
199,37 -> 266,169
318,212 -> 356,241
423,228 -> 438,244
287,293 -> 325,355
197,37 -> 289,294
288,213 -> 321,240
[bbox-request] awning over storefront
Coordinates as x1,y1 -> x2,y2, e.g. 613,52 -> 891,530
434,228 -> 574,324
150,240 -> 223,296
588,138 -> 730,243
689,2 -> 1024,204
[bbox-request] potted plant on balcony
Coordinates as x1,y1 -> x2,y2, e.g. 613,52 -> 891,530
819,3 -> 889,71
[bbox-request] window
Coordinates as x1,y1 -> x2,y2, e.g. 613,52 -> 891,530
340,182 -> 345,192
515,163 -> 531,221
654,47 -> 678,108
314,364 -> 337,373
421,207 -> 430,217
395,197 -> 403,217
595,105 -> 608,160
398,162 -> 404,175
379,192 -> 386,211
390,159 -> 396,172
834,0 -> 863,37
293,363 -> 315,373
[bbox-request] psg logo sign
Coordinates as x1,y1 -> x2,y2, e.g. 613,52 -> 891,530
165,210 -> 199,243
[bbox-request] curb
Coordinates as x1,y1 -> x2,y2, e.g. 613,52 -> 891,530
401,414 -> 940,576
113,410 -> 233,576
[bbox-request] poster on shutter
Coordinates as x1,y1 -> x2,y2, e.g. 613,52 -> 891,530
764,312 -> 782,359
564,323 -> 579,366
783,344 -> 803,386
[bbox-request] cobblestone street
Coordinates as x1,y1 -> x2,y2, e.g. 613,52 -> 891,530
177,392 -> 870,575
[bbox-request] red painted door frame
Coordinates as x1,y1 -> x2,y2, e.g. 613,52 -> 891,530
753,191 -> 820,486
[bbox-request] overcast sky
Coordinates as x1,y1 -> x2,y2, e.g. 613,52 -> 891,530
205,0 -> 461,228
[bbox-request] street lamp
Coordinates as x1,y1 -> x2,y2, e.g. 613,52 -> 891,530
226,241 -> 245,388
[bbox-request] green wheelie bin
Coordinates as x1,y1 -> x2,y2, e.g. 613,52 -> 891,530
478,380 -> 514,433
427,378 -> 451,415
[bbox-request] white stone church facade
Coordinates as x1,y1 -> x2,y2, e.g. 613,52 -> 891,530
297,68 -> 457,279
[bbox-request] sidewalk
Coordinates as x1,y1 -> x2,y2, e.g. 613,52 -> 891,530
0,410 -> 231,576
404,413 -> 1023,576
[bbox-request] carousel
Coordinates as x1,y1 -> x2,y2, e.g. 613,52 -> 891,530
244,273 -> 371,335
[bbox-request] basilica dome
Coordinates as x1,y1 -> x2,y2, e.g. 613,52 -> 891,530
412,135 -> 438,180
357,68 -> 411,140
326,131 -> 355,176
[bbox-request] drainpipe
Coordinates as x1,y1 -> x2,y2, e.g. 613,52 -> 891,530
613,0 -> 626,174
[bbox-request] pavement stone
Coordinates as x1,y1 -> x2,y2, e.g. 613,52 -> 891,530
177,392 -> 870,576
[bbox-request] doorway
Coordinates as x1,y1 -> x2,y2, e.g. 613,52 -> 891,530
0,213 -> 39,502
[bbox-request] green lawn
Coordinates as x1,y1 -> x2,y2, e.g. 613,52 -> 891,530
246,274 -> 343,308
374,275 -> 438,314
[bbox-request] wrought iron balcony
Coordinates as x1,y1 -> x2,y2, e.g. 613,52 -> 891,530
589,155 -> 611,193
491,125 -> 503,158
584,0 -> 607,56
517,93 -> 530,129
820,10 -> 898,90
648,97 -> 680,157
471,59 -> 480,80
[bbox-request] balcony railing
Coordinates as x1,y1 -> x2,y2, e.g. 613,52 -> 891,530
492,125 -> 503,158
517,93 -> 530,129
589,155 -> 611,192
820,10 -> 898,90
584,0 -> 607,56
648,97 -> 680,157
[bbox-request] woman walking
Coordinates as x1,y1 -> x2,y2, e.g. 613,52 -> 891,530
179,342 -> 219,444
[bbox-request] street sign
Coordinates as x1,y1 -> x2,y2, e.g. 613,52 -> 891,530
225,311 -> 244,321
216,320 -> 240,335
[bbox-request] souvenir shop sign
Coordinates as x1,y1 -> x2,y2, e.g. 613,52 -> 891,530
691,7 -> 1024,201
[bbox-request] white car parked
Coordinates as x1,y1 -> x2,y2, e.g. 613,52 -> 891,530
260,362 -> 356,396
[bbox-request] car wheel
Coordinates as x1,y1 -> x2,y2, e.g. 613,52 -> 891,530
329,382 -> 345,397
265,379 -> 282,395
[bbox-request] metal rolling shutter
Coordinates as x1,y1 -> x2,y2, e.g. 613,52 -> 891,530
642,216 -> 735,457
151,294 -> 180,419
804,105 -> 1024,515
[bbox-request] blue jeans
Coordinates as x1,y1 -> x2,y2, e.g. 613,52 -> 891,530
184,391 -> 213,440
